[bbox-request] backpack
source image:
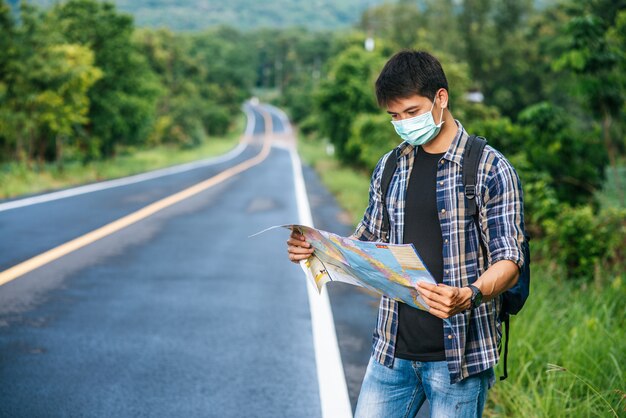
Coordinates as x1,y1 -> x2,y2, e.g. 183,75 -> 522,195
379,135 -> 530,381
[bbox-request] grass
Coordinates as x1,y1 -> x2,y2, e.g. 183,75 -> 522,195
0,115 -> 244,200
297,133 -> 370,226
296,132 -> 626,417
487,269 -> 625,417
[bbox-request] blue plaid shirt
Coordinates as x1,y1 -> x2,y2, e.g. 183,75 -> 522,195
353,121 -> 526,385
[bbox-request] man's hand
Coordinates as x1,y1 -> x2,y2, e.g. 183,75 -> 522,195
416,282 -> 473,319
286,229 -> 314,264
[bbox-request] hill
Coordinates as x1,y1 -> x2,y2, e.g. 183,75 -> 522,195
10,0 -> 389,31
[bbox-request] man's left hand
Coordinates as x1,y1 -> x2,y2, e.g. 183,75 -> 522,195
416,282 -> 472,319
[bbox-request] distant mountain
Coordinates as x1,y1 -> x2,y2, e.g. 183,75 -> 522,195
10,0 -> 556,32
13,0 -> 389,31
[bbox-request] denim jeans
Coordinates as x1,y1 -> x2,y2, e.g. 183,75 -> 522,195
355,357 -> 493,418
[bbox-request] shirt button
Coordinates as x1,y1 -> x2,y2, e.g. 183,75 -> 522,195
439,181 -> 444,186
441,209 -> 446,214
448,335 -> 453,339
444,239 -> 449,244
445,270 -> 449,275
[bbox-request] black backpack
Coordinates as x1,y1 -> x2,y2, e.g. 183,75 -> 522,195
379,135 -> 530,381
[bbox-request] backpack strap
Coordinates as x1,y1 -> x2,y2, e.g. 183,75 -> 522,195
462,135 -> 487,217
463,135 -> 513,380
500,314 -> 510,381
464,135 -> 490,276
380,148 -> 399,243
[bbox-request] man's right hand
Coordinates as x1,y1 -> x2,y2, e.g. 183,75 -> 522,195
286,229 -> 314,264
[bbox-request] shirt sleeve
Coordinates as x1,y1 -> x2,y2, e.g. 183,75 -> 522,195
352,152 -> 389,242
481,154 -> 526,269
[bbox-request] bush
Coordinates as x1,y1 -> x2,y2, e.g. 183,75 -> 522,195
542,205 -> 626,281
346,113 -> 397,171
507,153 -> 561,238
465,115 -> 530,156
314,45 -> 384,160
518,102 -> 608,206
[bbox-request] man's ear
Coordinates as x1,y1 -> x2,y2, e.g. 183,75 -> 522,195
436,88 -> 449,109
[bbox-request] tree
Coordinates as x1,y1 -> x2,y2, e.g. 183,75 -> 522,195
51,0 -> 160,158
33,44 -> 102,164
315,45 -> 385,160
553,0 -> 626,205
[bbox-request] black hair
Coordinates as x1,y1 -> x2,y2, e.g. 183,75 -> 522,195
375,50 -> 448,107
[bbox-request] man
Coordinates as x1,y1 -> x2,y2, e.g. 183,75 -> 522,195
286,50 -> 526,417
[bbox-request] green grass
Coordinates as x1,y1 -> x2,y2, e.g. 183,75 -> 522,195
487,269 -> 625,417
0,115 -> 244,199
297,133 -> 370,226
296,132 -> 626,417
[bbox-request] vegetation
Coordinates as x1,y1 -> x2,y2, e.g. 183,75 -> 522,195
0,0 -> 252,198
14,0 -> 391,31
1,0 -> 625,415
0,116 -> 243,198
280,1 -> 626,415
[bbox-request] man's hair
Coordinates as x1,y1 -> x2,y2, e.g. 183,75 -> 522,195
375,50 -> 449,107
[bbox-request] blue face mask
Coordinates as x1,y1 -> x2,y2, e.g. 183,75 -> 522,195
390,99 -> 444,146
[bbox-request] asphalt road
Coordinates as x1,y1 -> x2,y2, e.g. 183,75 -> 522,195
0,103 -> 427,417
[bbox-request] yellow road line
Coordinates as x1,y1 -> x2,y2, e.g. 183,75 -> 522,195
0,108 -> 274,287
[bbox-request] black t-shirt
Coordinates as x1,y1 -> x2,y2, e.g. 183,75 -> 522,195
395,147 -> 446,362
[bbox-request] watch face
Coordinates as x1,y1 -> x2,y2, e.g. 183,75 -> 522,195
470,285 -> 482,308
473,291 -> 483,307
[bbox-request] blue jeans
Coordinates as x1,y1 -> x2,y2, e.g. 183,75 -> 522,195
355,357 -> 492,418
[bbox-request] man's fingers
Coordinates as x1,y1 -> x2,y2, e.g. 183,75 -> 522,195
289,230 -> 307,241
416,285 -> 439,301
418,282 -> 455,297
427,307 -> 453,319
288,252 -> 312,264
417,286 -> 461,317
286,237 -> 311,247
420,294 -> 447,313
287,244 -> 314,255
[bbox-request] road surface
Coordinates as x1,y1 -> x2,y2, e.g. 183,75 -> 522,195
0,103 -> 428,417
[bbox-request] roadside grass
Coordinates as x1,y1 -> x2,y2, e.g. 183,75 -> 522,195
487,267 -> 625,417
0,115 -> 244,200
297,133 -> 370,226
296,133 -> 626,417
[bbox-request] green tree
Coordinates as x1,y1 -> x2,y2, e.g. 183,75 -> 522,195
52,0 -> 160,158
553,0 -> 626,204
33,44 -> 102,164
518,102 -> 607,205
315,45 -> 385,160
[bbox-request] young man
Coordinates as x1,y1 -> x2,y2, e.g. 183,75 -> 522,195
286,50 -> 526,417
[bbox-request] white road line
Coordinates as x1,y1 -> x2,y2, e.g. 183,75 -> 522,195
243,103 -> 257,138
289,146 -> 353,418
0,106 -> 257,213
262,104 -> 293,134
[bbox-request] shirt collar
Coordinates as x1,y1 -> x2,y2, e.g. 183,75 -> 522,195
443,120 -> 469,166
394,120 -> 468,167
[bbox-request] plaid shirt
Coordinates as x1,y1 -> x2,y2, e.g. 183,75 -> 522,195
353,121 -> 525,385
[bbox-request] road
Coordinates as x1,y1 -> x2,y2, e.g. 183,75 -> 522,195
0,103 -> 427,417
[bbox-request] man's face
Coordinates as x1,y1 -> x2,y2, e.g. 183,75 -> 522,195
386,94 -> 436,121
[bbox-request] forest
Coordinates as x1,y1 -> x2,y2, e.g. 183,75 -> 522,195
1,0 -> 625,415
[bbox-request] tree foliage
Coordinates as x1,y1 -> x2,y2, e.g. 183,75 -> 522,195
0,0 -> 253,164
315,45 -> 386,159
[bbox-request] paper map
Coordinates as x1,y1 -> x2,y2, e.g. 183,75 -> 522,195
253,224 -> 437,311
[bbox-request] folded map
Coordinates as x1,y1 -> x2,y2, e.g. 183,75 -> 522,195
252,224 -> 437,311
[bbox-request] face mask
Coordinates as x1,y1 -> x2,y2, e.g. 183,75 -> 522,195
390,99 -> 444,146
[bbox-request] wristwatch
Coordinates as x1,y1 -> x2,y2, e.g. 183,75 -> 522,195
467,284 -> 483,309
